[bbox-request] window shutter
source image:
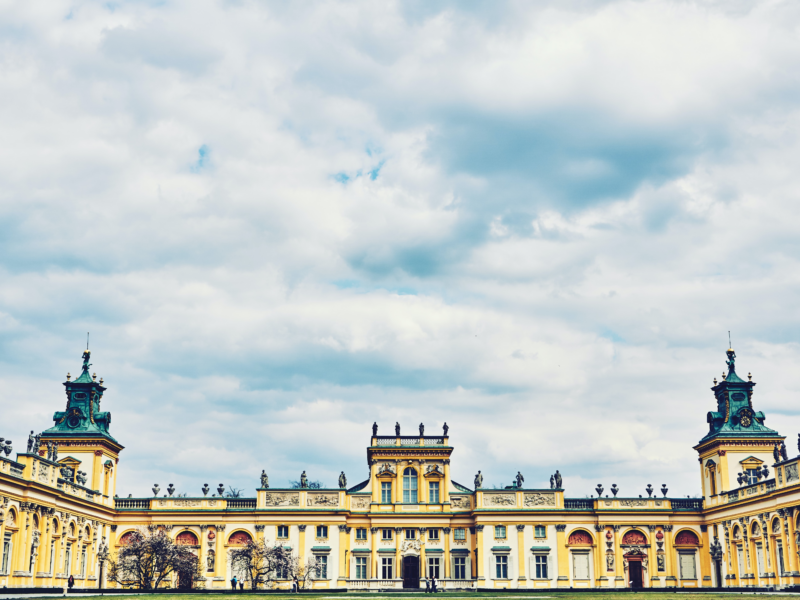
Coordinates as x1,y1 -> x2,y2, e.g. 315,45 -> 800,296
466,556 -> 472,580
529,555 -> 535,578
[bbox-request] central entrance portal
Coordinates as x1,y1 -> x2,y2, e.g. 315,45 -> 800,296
402,556 -> 420,589
628,560 -> 643,589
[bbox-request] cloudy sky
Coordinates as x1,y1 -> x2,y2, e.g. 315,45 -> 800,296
2,0 -> 800,499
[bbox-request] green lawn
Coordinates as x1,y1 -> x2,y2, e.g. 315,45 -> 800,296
49,594 -> 800,600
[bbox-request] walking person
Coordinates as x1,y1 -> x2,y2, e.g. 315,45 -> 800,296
431,575 -> 437,593
231,575 -> 237,590
292,575 -> 299,593
68,575 -> 75,590
424,576 -> 430,593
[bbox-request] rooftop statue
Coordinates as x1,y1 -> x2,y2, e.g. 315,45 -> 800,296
443,422 -> 449,436
474,471 -> 483,489
300,471 -> 308,488
339,471 -> 347,489
555,470 -> 562,489
27,431 -> 35,453
260,470 -> 269,489
395,422 -> 400,436
774,444 -> 782,464
419,423 -> 424,436
515,471 -> 524,488
372,422 -> 378,436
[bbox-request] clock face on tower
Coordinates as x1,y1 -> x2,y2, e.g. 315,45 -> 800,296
739,408 -> 753,428
66,408 -> 83,428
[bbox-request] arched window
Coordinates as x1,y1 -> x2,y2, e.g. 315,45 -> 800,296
228,531 -> 252,546
403,468 -> 418,503
675,530 -> 700,545
176,531 -> 198,546
568,530 -> 593,545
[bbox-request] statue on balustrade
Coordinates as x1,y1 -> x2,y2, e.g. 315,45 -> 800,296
555,470 -> 562,489
395,422 -> 401,436
260,470 -> 269,489
372,422 -> 378,436
339,471 -> 347,488
443,422 -> 449,436
474,471 -> 483,489
300,471 -> 308,488
515,471 -> 524,488
419,423 -> 424,436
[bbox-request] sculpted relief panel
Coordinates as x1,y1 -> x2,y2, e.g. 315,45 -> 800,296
350,496 -> 370,510
450,496 -> 471,509
786,463 -> 799,483
264,492 -> 300,507
307,493 -> 339,507
484,493 -> 516,507
524,492 -> 555,507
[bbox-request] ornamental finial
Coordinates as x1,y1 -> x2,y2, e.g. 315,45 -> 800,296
726,347 -> 736,375
81,349 -> 91,374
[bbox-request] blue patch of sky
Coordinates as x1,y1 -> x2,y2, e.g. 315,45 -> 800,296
191,145 -> 209,173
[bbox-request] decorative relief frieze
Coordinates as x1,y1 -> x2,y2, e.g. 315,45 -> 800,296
786,463 -> 799,483
173,500 -> 202,507
350,496 -> 370,510
307,493 -> 338,507
620,499 -> 648,507
450,496 -> 470,509
524,492 -> 555,507
484,493 -> 516,507
264,493 -> 299,507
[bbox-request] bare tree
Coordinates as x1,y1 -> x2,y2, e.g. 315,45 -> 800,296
225,487 -> 244,498
287,553 -> 323,590
290,480 -> 324,489
229,540 -> 292,589
101,527 -> 204,590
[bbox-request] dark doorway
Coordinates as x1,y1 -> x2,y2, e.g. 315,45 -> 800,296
403,556 -> 420,589
628,561 -> 643,589
714,560 -> 723,588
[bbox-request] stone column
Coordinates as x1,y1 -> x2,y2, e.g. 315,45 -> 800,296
443,527 -> 451,580
700,525 -> 712,587
646,526 -> 658,588
476,525 -> 486,582
443,460 -> 451,505
419,527 -> 427,581
516,525 -> 526,584
785,508 -> 800,583
593,526 -> 604,588
613,525 -> 624,587
16,506 -> 32,576
663,525 -> 676,587
338,525 -> 348,584
370,528 -> 378,580
214,525 -> 225,580
394,527 -> 402,584
555,524 -> 568,588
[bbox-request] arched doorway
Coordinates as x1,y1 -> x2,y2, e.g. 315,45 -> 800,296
622,529 -> 648,589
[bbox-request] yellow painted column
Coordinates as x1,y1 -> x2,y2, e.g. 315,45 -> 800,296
91,450 -> 102,492
700,526 -> 712,587
556,524 -> 568,587
17,511 -> 32,575
395,467 -> 402,504
443,460 -> 451,504
593,528 -> 603,587
782,509 -> 797,577
476,525 -> 485,581
214,525 -> 225,579
338,525 -> 348,582
371,463 -> 380,504
444,527 -> 451,579
395,528 -> 402,582
785,510 -> 799,584
517,525 -> 526,582
614,526 -> 624,586
663,527 -> 676,586
420,528 -> 426,580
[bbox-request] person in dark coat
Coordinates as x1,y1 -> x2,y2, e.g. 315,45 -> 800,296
231,575 -> 237,589
68,575 -> 75,589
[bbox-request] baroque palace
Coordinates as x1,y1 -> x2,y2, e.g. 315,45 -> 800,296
1,347 -> 800,591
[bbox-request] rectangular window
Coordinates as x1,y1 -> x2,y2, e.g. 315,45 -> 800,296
428,528 -> 439,540
756,543 -> 765,576
1,534 -> 11,575
49,541 -> 55,574
428,557 -> 440,579
406,529 -> 416,540
679,552 -> 697,579
381,557 -> 393,579
535,555 -> 548,579
454,528 -> 466,540
778,541 -> 785,575
277,563 -> 288,579
316,525 -> 328,538
495,555 -> 508,579
356,528 -> 367,540
746,469 -> 759,485
277,525 -> 289,538
454,557 -> 466,580
382,482 -> 392,504
534,525 -> 546,538
355,556 -> 367,579
737,546 -> 745,578
80,549 -> 87,577
316,555 -> 328,579
29,543 -> 36,572
65,543 -> 72,575
495,525 -> 506,539
382,528 -> 393,541
573,553 -> 589,579
429,482 -> 440,503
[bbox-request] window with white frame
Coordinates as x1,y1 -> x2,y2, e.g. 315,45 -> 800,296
356,528 -> 367,540
65,543 -> 72,575
381,557 -> 393,579
382,482 -> 392,504
495,555 -> 508,579
778,541 -> 785,574
428,557 -> 440,579
454,528 -> 466,540
679,552 -> 697,579
534,525 -> 546,538
403,468 -> 418,503
428,528 -> 439,541
495,525 -> 506,539
535,555 -> 548,579
49,541 -> 55,574
572,552 -> 590,579
277,525 -> 289,538
453,556 -> 467,579
382,528 -> 392,540
316,555 -> 328,579
406,529 -> 416,540
316,525 -> 328,538
1,534 -> 12,575
80,549 -> 87,577
355,556 -> 368,579
429,481 -> 440,503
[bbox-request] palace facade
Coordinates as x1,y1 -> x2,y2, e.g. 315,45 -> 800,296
1,347 -> 799,590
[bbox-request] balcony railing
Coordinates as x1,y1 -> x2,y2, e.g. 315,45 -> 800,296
115,498 -> 151,510
227,498 -> 257,509
564,498 -> 593,510
373,436 -> 446,446
671,498 -> 703,511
